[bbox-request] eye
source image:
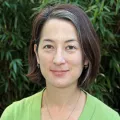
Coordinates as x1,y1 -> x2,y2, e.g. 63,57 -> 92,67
43,45 -> 54,49
66,45 -> 77,50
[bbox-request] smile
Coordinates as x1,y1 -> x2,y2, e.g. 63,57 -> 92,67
50,70 -> 69,76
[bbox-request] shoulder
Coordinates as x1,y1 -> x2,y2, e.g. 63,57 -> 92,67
0,90 -> 43,120
87,93 -> 120,120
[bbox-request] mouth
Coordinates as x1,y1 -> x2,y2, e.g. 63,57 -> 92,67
50,70 -> 69,76
50,70 -> 69,72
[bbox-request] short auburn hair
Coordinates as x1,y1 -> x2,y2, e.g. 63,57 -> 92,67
27,4 -> 101,89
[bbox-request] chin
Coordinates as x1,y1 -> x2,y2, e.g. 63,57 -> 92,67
50,80 -> 76,89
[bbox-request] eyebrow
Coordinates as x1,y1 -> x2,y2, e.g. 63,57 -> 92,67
42,39 -> 78,43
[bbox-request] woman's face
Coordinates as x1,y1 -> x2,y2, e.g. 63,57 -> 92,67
34,18 -> 88,88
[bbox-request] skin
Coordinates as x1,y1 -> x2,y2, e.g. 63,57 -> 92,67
34,18 -> 88,120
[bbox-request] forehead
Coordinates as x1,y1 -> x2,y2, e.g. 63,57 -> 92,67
40,18 -> 78,42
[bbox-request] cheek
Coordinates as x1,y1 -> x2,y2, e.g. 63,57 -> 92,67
38,52 -> 53,69
69,54 -> 84,78
68,53 -> 83,67
71,55 -> 84,78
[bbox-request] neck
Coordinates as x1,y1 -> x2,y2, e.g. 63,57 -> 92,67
43,84 -> 81,108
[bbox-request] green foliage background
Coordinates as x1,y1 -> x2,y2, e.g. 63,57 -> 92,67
0,0 -> 120,116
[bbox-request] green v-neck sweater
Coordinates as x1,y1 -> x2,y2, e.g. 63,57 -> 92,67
1,89 -> 120,120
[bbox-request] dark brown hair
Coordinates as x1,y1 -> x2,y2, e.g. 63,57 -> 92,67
27,4 -> 101,89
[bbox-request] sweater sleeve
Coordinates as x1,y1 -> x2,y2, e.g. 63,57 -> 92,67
0,103 -> 15,120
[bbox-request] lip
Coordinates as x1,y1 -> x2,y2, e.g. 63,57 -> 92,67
50,70 -> 69,76
50,70 -> 69,72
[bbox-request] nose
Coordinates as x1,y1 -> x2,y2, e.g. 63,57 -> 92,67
53,50 -> 66,65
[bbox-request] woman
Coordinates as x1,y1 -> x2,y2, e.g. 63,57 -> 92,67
1,4 -> 120,120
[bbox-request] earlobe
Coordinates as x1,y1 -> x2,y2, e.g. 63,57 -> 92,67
84,60 -> 89,69
84,59 -> 89,67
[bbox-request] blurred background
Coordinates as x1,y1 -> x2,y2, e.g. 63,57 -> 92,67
0,0 -> 120,116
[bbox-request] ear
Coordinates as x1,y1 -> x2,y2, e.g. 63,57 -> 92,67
84,59 -> 89,66
34,44 -> 40,64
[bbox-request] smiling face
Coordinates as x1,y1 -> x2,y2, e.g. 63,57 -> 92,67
34,18 -> 88,88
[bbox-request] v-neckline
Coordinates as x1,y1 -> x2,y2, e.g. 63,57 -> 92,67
30,88 -> 96,120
